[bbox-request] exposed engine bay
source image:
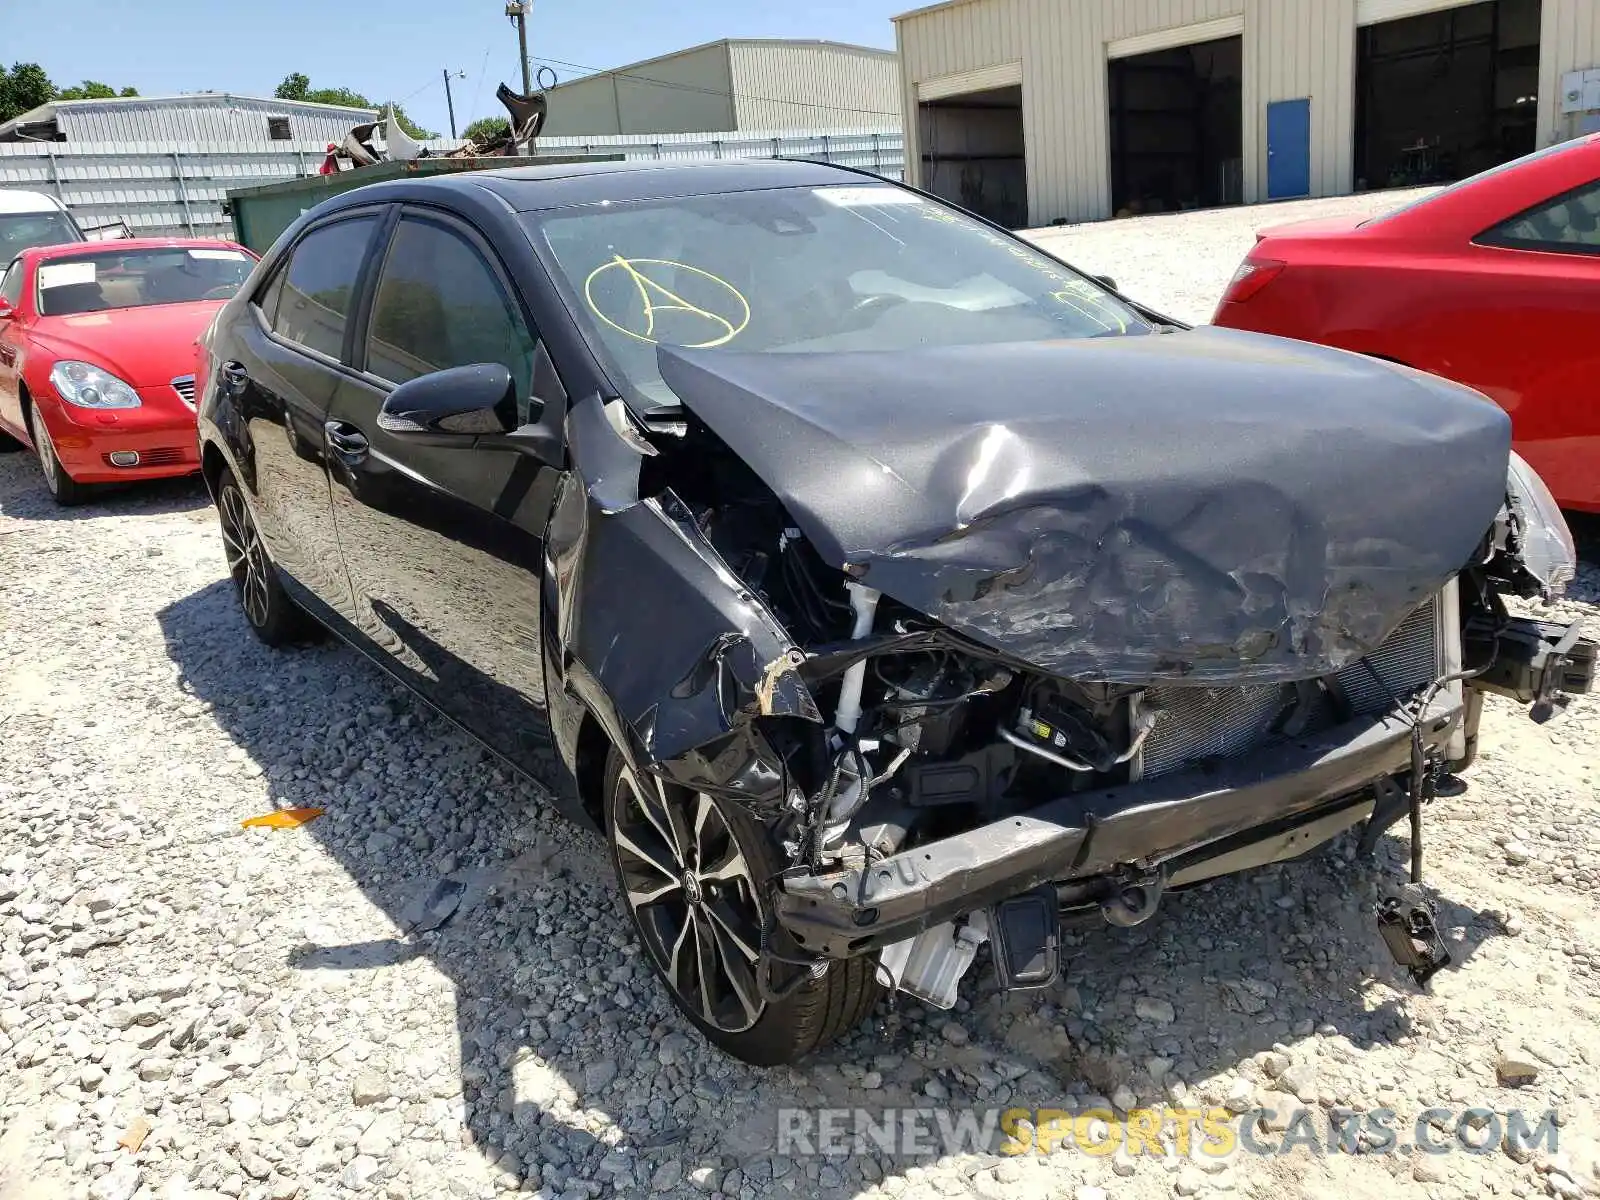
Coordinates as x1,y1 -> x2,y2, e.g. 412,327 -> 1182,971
639,402 -> 1595,1010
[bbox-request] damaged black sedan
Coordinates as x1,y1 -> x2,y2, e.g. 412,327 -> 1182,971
196,160 -> 1595,1065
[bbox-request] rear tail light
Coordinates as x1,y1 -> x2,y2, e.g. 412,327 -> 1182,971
1220,257 -> 1286,305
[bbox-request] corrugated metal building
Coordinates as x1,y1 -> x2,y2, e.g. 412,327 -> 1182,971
895,0 -> 1600,227
0,93 -> 376,147
541,39 -> 901,135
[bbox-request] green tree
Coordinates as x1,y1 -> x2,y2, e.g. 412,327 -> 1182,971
462,116 -> 509,145
272,73 -> 437,140
274,72 -> 310,101
0,62 -> 55,122
56,80 -> 139,101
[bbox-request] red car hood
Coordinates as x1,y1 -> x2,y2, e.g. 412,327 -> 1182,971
30,301 -> 223,388
1255,214 -> 1368,242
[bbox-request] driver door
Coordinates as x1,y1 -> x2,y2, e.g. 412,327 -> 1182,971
0,260 -> 28,438
324,206 -> 565,772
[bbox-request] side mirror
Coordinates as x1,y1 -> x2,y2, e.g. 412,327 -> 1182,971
377,363 -> 518,440
0,298 -> 13,322
1093,275 -> 1119,292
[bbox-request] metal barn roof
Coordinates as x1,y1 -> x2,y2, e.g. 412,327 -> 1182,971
0,93 -> 377,146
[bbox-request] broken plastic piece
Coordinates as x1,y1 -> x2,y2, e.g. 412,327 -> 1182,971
240,807 -> 324,829
1375,883 -> 1452,988
988,886 -> 1060,990
117,1116 -> 152,1153
875,911 -> 988,1009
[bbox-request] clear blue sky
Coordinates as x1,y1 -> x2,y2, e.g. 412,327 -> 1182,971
8,0 -> 909,136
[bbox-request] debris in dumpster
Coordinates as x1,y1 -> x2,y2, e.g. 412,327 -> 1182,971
240,807 -> 324,829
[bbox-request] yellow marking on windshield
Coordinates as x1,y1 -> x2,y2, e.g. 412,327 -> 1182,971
584,256 -> 751,349
1050,285 -> 1127,333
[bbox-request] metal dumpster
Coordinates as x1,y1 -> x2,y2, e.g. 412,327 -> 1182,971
223,154 -> 621,254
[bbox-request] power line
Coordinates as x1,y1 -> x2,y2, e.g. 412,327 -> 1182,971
527,52 -> 902,119
465,44 -> 493,126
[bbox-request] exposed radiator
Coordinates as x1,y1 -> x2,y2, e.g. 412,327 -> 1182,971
1136,591 -> 1445,781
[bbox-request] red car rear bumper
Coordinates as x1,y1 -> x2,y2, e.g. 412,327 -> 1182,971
37,387 -> 200,484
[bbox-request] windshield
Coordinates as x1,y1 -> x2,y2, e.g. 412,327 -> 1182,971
1,211 -> 81,267
528,183 -> 1151,407
36,247 -> 252,316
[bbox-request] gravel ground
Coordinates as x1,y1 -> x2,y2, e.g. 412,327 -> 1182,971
1023,188 -> 1440,325
3,196 -> 1599,1200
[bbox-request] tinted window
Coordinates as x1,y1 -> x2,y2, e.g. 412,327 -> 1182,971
255,263 -> 286,326
530,184 -> 1149,410
366,217 -> 538,419
0,261 -> 21,307
271,217 -> 376,360
0,211 -> 80,266
1479,180 -> 1600,254
35,247 -> 253,316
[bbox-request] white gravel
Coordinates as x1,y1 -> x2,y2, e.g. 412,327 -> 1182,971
3,196 -> 1598,1200
1023,188 -> 1439,325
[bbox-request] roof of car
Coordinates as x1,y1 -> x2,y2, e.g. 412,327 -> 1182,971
21,237 -> 251,264
0,189 -> 69,215
359,158 -> 881,214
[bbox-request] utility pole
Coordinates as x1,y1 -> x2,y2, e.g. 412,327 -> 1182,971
506,0 -> 533,95
442,68 -> 466,138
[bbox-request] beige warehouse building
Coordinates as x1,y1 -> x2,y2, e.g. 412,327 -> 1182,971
539,39 -> 901,136
894,0 -> 1600,227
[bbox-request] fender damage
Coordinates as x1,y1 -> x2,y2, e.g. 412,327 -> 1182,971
553,331 -> 1593,1007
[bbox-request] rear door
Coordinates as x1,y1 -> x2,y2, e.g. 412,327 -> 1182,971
1457,178 -> 1600,511
322,206 -> 565,771
216,210 -> 386,619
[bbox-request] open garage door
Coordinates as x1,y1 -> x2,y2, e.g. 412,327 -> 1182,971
1355,0 -> 1541,190
1108,34 -> 1243,218
917,82 -> 1027,229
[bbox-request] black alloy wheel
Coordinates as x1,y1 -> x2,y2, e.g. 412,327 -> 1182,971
215,468 -> 319,646
603,750 -> 882,1064
611,760 -> 767,1032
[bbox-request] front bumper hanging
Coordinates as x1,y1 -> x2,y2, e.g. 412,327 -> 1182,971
776,694 -> 1464,958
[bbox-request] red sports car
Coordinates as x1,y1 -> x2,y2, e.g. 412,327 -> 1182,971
1213,133 -> 1600,513
0,237 -> 256,505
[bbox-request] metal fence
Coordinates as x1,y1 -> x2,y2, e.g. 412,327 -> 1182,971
0,129 -> 904,241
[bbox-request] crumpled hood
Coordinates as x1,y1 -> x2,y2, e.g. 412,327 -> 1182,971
657,327 -> 1513,684
32,302 -> 222,388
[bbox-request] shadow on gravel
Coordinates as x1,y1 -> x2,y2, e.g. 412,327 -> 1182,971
157,575 -> 1507,1196
0,453 -> 210,521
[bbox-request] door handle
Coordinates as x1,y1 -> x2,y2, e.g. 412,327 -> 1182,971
220,361 -> 249,394
324,420 -> 369,457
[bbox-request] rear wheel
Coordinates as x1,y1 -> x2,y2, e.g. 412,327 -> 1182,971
215,468 -> 321,646
30,409 -> 92,506
604,750 -> 881,1065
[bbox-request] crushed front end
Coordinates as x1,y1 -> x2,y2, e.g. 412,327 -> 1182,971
575,335 -> 1595,1023
765,571 -> 1590,1007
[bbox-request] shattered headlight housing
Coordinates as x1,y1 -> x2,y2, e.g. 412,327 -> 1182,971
1503,450 -> 1576,600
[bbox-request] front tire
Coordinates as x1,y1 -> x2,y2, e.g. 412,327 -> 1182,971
30,409 -> 92,506
215,468 -> 320,647
604,750 -> 881,1065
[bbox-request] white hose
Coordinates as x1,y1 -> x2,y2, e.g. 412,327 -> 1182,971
832,582 -> 880,735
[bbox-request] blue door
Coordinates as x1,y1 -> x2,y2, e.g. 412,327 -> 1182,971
1267,98 -> 1311,200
